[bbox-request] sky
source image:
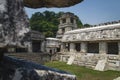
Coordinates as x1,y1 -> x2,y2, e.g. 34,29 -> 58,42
25,0 -> 120,25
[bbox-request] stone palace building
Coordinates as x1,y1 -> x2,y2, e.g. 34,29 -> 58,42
55,12 -> 120,71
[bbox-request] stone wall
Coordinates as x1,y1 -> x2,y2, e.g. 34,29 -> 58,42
6,53 -> 51,64
60,22 -> 120,71
62,23 -> 120,42
57,53 -> 120,71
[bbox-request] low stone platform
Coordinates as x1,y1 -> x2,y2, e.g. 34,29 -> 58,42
56,53 -> 120,71
5,53 -> 51,64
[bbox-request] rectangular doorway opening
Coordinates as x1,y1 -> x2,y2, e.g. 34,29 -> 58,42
87,43 -> 99,53
32,40 -> 41,52
107,42 -> 118,55
75,43 -> 81,52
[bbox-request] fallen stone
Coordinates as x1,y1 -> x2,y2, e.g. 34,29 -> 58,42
67,55 -> 75,65
94,59 -> 107,71
0,56 -> 76,80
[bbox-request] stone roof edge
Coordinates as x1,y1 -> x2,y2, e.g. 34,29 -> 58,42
46,37 -> 60,41
65,22 -> 120,34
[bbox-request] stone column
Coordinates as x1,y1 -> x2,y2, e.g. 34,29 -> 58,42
74,19 -> 76,24
61,43 -> 65,52
118,42 -> 120,55
59,29 -> 62,34
66,17 -> 70,23
80,42 -> 87,53
99,42 -> 107,54
60,19 -> 62,24
28,42 -> 32,53
70,43 -> 75,52
41,41 -> 45,52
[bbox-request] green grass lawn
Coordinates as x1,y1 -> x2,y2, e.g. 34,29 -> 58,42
44,61 -> 120,80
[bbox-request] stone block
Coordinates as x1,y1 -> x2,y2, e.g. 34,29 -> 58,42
94,59 -> 107,71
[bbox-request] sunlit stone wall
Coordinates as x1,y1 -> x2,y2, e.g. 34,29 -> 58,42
0,0 -> 29,47
62,23 -> 120,42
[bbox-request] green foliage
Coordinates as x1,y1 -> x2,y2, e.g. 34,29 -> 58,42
45,61 -> 120,80
30,11 -> 83,37
84,23 -> 91,28
75,15 -> 83,28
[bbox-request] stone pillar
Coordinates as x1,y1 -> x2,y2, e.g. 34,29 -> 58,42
41,41 -> 45,52
74,19 -> 76,24
80,42 -> 87,53
61,43 -> 65,52
60,19 -> 62,24
70,43 -> 75,52
28,42 -> 32,53
99,42 -> 107,54
59,29 -> 62,34
66,17 -> 70,23
118,42 -> 120,55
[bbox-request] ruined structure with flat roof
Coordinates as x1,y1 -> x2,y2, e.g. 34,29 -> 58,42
0,0 -> 83,79
46,38 -> 60,54
59,19 -> 120,71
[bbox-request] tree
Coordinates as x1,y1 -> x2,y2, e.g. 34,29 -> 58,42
30,11 -> 83,37
84,24 -> 91,28
76,16 -> 83,28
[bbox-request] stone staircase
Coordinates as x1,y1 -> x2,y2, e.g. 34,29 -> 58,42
73,54 -> 98,69
107,55 -> 120,71
5,53 -> 51,64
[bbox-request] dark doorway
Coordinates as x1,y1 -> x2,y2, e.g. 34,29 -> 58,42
107,42 -> 118,55
62,28 -> 65,34
87,43 -> 99,53
62,19 -> 66,23
32,40 -> 41,52
70,18 -> 74,23
75,43 -> 81,52
66,43 -> 70,51
16,48 -> 27,52
50,49 -> 52,54
57,48 -> 60,52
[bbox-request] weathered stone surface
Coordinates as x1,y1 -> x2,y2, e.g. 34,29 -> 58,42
0,56 -> 76,80
58,53 -> 120,71
0,0 -> 77,79
6,53 -> 51,64
113,77 -> 120,80
0,0 -> 29,48
24,0 -> 83,8
62,23 -> 120,42
94,59 -> 107,71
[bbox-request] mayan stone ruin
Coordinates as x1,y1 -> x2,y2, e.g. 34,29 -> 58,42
0,0 -> 83,80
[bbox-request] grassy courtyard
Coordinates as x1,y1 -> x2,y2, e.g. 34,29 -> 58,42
45,61 -> 120,80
